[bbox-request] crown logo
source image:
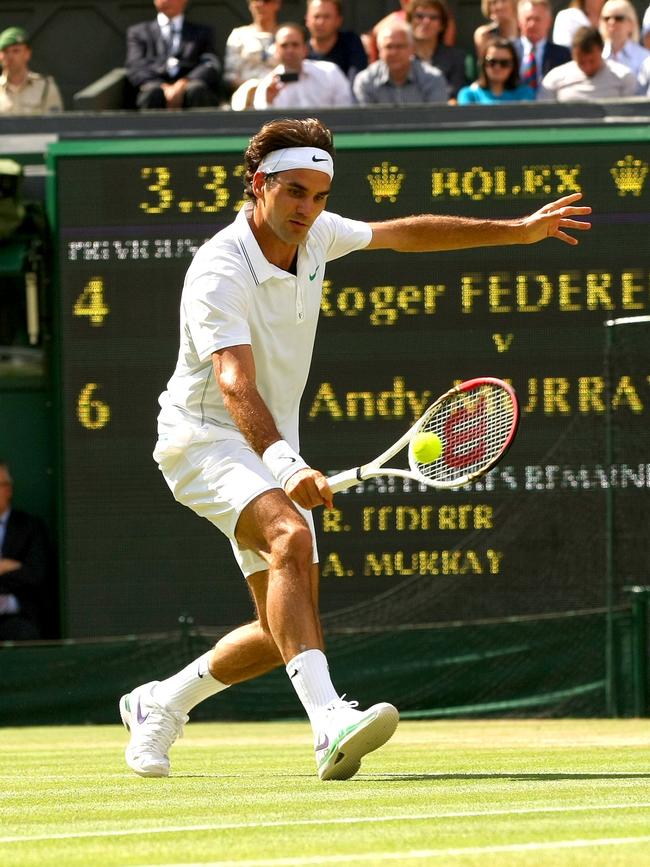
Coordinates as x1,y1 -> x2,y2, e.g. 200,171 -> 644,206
610,154 -> 648,197
367,161 -> 404,203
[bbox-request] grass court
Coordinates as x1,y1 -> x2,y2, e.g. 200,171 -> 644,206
1,719 -> 649,866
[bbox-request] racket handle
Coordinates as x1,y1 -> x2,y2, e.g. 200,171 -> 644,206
327,467 -> 361,494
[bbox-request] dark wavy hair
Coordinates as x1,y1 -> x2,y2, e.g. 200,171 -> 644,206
406,0 -> 450,38
243,117 -> 335,200
478,36 -> 521,90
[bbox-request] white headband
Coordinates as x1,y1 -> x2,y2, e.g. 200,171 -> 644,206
257,147 -> 334,180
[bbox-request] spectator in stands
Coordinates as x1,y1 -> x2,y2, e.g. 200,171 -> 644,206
538,25 -> 636,99
353,21 -> 448,104
514,0 -> 571,92
253,22 -> 353,108
457,36 -> 535,102
643,5 -> 650,49
224,0 -> 281,104
638,52 -> 650,92
474,0 -> 519,59
365,0 -> 457,62
599,0 -> 650,77
0,27 -> 63,115
0,461 -> 51,641
405,0 -> 467,98
552,0 -> 604,48
126,0 -> 221,110
305,0 -> 368,83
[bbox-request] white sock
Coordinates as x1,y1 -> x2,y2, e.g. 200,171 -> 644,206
286,648 -> 339,729
152,650 -> 229,715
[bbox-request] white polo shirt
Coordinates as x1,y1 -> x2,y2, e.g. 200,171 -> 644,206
253,59 -> 353,108
156,202 -> 372,453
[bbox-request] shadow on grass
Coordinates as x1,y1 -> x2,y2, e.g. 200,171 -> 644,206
170,771 -> 650,782
367,772 -> 650,781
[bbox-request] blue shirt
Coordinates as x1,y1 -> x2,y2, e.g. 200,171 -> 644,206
0,509 -> 8,554
457,83 -> 536,104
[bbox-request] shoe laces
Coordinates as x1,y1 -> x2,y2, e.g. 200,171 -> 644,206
138,703 -> 187,753
324,694 -> 359,713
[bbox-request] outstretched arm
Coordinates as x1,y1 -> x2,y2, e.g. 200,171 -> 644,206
366,193 -> 591,252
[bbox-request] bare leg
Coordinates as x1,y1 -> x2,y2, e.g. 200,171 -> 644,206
207,559 -> 323,683
208,620 -> 282,684
232,489 -> 323,662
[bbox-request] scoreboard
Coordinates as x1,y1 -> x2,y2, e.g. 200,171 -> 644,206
48,126 -> 650,638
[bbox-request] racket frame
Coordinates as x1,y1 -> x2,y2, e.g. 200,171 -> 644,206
328,377 -> 519,493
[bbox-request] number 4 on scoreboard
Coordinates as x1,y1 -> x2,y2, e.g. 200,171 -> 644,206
73,277 -> 109,326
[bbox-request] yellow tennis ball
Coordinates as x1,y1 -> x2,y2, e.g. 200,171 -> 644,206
412,432 -> 442,463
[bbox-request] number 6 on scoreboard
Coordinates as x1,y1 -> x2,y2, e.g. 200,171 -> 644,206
328,377 -> 519,493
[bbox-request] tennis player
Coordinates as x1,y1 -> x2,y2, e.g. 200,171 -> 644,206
120,116 -> 591,781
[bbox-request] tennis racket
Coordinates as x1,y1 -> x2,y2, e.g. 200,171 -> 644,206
327,377 -> 519,493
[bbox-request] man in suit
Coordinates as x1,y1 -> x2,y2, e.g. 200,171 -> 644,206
514,0 -> 571,91
0,461 -> 51,640
126,0 -> 222,109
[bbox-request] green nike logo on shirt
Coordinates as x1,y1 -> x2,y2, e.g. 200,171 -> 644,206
309,266 -> 320,281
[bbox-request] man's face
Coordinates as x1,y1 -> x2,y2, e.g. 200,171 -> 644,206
306,1 -> 342,40
154,0 -> 188,17
518,2 -> 551,42
249,0 -> 281,18
0,42 -> 31,76
573,46 -> 604,76
410,5 -> 444,40
0,466 -> 13,514
377,29 -> 413,76
255,168 -> 331,246
489,0 -> 515,22
274,26 -> 307,71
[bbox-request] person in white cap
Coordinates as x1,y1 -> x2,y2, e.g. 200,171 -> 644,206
119,116 -> 592,783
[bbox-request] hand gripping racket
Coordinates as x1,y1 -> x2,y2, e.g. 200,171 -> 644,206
327,377 -> 519,493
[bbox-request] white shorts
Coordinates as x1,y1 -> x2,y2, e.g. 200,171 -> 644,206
155,437 -> 318,578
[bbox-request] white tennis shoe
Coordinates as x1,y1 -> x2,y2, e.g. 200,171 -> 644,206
315,697 -> 399,781
119,680 -> 188,777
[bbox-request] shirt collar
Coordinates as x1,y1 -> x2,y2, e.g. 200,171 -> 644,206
376,59 -> 416,87
521,36 -> 547,54
0,71 -> 35,91
235,202 -> 290,285
235,202 -> 318,285
157,12 -> 184,29
614,40 -> 633,59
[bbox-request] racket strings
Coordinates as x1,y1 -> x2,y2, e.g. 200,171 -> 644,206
413,385 -> 517,483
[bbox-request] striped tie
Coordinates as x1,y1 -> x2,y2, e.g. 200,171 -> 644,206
523,45 -> 538,89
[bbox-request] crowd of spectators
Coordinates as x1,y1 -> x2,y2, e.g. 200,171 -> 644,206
1,0 -> 650,115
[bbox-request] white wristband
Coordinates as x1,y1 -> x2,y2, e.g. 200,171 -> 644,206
262,439 -> 309,488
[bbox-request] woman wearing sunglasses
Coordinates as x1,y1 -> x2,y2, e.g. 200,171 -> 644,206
457,36 -> 535,102
599,0 -> 650,75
